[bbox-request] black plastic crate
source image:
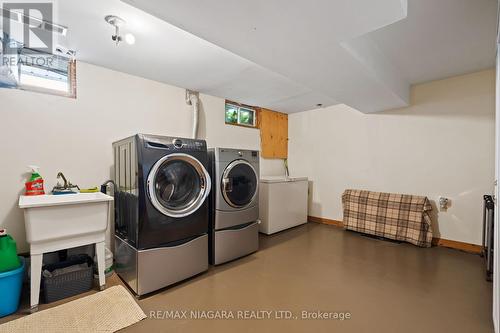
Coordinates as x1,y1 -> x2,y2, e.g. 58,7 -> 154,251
42,254 -> 94,303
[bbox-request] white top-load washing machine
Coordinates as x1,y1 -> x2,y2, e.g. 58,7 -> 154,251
208,148 -> 260,265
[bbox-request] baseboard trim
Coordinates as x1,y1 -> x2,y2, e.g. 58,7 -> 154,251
307,215 -> 343,228
308,215 -> 483,254
431,238 -> 483,254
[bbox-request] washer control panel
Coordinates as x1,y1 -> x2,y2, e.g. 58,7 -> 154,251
172,138 -> 184,148
142,134 -> 207,151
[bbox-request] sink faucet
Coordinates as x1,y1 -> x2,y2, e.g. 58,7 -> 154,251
53,172 -> 80,192
57,172 -> 69,189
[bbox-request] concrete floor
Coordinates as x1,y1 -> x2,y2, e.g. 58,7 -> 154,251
1,223 -> 494,332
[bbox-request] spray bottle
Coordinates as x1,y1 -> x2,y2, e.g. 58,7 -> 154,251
25,165 -> 45,196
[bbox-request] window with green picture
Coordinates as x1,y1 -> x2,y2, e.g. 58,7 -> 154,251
225,101 -> 257,127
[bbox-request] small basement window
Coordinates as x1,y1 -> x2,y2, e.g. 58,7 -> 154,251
225,101 -> 257,127
0,37 -> 77,98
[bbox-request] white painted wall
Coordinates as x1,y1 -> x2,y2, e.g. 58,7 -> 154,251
0,62 -> 284,253
289,69 -> 495,245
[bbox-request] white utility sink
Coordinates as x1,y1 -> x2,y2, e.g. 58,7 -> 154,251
18,192 -> 114,312
19,192 -> 113,244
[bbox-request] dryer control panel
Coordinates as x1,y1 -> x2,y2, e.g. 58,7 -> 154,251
215,148 -> 260,163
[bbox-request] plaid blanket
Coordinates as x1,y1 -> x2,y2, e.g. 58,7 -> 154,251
342,189 -> 433,247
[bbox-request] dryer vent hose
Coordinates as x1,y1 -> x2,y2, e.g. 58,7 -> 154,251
186,90 -> 199,139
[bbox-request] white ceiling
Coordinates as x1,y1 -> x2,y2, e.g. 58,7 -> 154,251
121,0 -> 496,113
367,0 -> 497,84
44,0 -> 335,113
120,0 -> 411,113
7,0 -> 497,113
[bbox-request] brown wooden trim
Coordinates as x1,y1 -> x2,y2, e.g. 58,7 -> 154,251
224,121 -> 259,129
431,238 -> 483,254
309,215 -> 483,254
308,215 -> 344,228
68,59 -> 77,99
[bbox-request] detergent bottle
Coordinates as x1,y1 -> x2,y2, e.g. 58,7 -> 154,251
25,165 -> 45,196
0,229 -> 20,273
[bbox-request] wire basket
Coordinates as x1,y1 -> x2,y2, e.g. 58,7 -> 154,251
42,254 -> 93,303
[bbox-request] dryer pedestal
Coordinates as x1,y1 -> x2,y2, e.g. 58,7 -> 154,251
212,221 -> 259,265
115,234 -> 208,296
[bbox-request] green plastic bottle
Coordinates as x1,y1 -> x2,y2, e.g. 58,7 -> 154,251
0,229 -> 21,272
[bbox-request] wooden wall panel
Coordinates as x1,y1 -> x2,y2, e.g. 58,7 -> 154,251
258,108 -> 288,159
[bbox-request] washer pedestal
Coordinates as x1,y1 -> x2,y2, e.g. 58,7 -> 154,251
115,234 -> 208,295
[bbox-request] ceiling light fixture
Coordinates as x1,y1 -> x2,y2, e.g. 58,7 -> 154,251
124,33 -> 136,45
105,15 -> 135,46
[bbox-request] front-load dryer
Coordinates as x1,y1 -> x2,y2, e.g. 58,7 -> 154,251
113,134 -> 211,295
208,148 -> 259,265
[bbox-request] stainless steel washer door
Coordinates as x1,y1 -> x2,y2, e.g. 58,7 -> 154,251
147,153 -> 211,218
221,159 -> 258,208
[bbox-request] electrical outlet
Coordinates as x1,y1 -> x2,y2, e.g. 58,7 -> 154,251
439,196 -> 449,210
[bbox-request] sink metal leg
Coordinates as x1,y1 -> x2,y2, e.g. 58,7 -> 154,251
95,242 -> 106,290
30,253 -> 43,311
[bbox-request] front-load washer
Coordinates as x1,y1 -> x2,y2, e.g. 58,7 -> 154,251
113,134 -> 211,295
208,148 -> 259,265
